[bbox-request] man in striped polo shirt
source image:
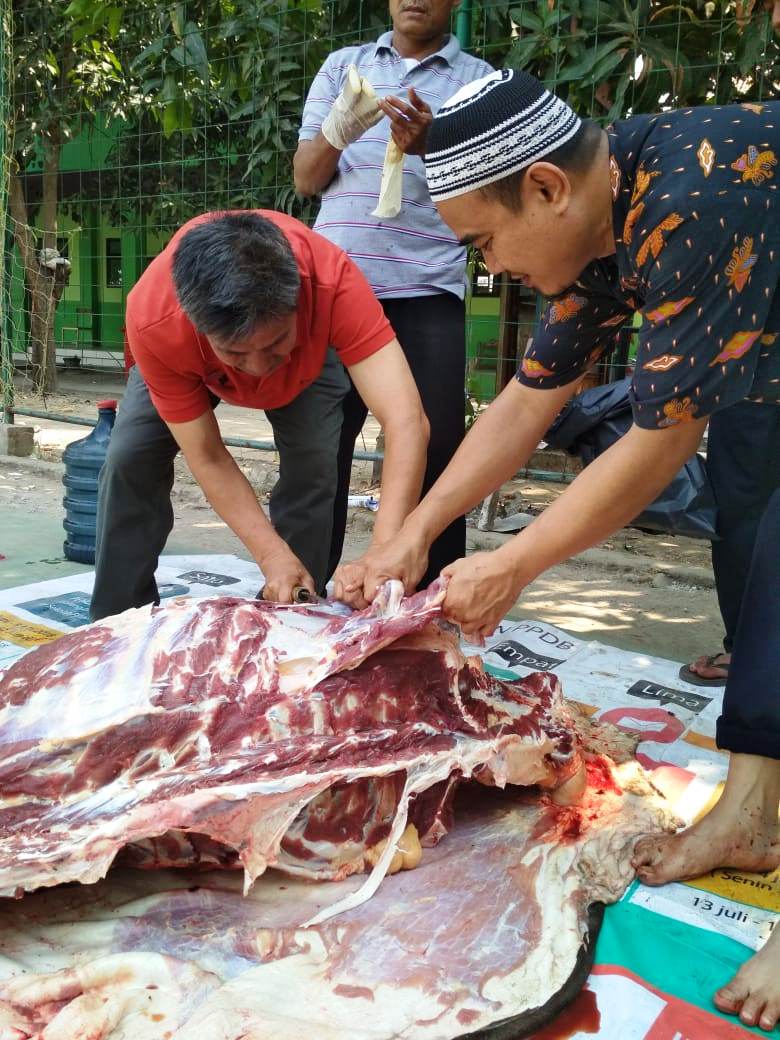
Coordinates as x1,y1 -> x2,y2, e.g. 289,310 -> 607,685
294,0 -> 491,598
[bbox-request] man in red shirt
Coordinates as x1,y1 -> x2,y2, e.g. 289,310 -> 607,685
89,210 -> 429,619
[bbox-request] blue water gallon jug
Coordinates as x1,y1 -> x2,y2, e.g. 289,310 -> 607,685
62,399 -> 117,564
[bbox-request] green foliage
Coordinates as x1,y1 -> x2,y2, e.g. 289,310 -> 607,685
12,0 -> 127,160
12,0 -> 779,228
78,0 -> 390,220
13,0 -> 391,222
501,0 -> 778,120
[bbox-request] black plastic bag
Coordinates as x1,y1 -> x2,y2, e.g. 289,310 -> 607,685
544,378 -> 718,540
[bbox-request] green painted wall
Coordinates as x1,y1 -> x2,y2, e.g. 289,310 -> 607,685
25,118 -> 118,175
466,294 -> 500,401
12,208 -> 155,360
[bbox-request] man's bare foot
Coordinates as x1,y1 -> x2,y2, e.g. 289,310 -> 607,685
632,813 -> 779,885
714,925 -> 780,1032
690,652 -> 730,679
632,754 -> 780,885
680,652 -> 730,686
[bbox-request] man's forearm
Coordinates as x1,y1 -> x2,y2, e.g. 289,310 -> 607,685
293,135 -> 342,196
404,379 -> 579,547
504,417 -> 708,584
372,421 -> 427,545
186,448 -> 284,563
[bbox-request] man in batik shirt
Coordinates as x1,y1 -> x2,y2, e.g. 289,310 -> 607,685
519,102 -> 780,693
332,70 -> 780,1031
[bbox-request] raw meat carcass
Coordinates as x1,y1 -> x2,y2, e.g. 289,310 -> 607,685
0,760 -> 677,1040
0,582 -> 582,913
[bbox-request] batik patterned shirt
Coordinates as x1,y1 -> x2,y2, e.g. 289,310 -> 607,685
516,102 -> 780,428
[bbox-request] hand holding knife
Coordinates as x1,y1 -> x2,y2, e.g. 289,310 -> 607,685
256,584 -> 327,605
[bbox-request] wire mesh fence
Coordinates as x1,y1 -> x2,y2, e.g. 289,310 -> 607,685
1,0 -> 778,403
0,0 -> 11,420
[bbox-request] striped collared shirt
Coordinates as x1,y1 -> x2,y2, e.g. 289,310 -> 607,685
299,32 -> 492,299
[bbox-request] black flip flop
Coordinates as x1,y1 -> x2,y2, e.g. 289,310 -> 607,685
679,654 -> 729,687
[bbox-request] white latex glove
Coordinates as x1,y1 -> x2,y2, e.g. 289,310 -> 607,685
373,138 -> 405,219
321,64 -> 383,150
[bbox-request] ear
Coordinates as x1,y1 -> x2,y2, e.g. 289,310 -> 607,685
523,162 -> 572,214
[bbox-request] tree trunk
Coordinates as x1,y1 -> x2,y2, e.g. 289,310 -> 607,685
9,136 -> 64,394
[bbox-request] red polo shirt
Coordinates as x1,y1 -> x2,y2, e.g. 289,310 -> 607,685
125,211 -> 395,423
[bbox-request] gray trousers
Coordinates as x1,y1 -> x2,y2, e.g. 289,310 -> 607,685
90,353 -> 351,620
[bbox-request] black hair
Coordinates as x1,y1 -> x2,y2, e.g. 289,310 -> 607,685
172,212 -> 301,342
479,120 -> 603,211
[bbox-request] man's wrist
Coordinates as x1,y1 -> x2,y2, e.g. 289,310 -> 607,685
369,514 -> 404,548
316,129 -> 343,156
251,533 -> 293,570
400,509 -> 437,553
320,117 -> 347,151
496,533 -> 540,589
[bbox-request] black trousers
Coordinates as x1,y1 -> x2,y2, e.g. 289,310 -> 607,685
707,401 -> 780,652
327,292 -> 467,587
716,486 -> 780,760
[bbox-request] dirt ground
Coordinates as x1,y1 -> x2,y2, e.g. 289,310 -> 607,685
3,371 -> 724,666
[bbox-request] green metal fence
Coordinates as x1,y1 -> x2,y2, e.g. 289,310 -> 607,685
1,0 -> 777,401
0,0 -> 11,421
